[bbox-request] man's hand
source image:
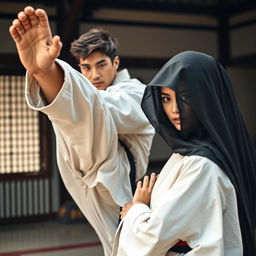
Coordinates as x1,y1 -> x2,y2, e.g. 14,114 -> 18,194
9,6 -> 62,75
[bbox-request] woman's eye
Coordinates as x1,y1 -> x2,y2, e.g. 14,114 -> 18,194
179,95 -> 187,102
161,97 -> 170,102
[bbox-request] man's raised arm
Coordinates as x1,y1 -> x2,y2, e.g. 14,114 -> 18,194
9,6 -> 63,104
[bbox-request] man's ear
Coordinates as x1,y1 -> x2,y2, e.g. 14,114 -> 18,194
113,56 -> 120,70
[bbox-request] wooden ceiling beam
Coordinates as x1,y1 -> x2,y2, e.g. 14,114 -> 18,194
85,1 -> 218,16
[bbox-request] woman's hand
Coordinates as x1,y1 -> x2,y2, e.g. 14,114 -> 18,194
120,202 -> 133,220
120,173 -> 157,219
133,173 -> 157,205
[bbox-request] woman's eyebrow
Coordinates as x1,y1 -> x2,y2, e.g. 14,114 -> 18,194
161,92 -> 170,96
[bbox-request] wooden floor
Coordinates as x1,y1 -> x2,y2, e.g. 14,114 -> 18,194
0,221 -> 104,256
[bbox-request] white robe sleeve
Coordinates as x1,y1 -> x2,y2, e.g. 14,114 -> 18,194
25,60 -> 118,178
114,156 -> 236,256
24,60 -> 153,206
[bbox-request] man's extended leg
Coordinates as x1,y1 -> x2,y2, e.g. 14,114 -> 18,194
70,182 -> 120,256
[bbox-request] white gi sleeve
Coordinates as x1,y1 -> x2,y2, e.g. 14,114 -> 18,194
24,60 -> 154,206
25,59 -> 119,179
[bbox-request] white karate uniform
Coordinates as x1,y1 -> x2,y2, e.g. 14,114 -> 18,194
112,153 -> 243,256
25,59 -> 155,256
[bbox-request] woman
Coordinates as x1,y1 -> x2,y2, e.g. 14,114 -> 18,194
112,51 -> 256,255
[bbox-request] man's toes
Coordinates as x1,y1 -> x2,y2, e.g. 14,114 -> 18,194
35,9 -> 49,27
24,6 -> 39,27
29,13 -> 39,27
12,19 -> 25,35
18,11 -> 31,30
9,26 -> 21,42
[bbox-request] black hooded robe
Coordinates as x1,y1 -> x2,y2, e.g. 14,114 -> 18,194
141,51 -> 256,255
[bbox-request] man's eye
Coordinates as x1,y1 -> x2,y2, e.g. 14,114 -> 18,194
79,64 -> 90,71
98,63 -> 107,69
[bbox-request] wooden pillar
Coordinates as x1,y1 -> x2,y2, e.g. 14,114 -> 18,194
56,0 -> 85,68
217,4 -> 230,67
55,0 -> 86,205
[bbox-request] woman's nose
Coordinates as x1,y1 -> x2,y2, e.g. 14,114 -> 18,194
171,100 -> 179,113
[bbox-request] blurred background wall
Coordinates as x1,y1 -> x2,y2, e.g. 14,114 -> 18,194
0,0 -> 255,224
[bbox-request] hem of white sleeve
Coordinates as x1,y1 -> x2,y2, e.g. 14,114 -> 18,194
125,203 -> 151,221
25,59 -> 71,111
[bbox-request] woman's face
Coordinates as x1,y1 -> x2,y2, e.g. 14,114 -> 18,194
161,87 -> 181,130
161,86 -> 199,135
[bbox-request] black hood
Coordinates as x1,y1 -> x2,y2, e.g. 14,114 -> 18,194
142,51 -> 256,255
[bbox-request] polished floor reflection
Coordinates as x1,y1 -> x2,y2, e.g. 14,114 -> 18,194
0,221 -> 104,256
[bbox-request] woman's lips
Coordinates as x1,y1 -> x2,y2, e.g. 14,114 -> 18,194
172,118 -> 181,124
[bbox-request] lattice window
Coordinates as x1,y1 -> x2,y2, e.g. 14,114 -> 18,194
0,75 -> 41,174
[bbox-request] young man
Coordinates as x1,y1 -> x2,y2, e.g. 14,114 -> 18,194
9,6 -> 154,256
70,27 -> 120,91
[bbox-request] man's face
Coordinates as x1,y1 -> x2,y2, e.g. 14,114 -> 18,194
79,51 -> 119,90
